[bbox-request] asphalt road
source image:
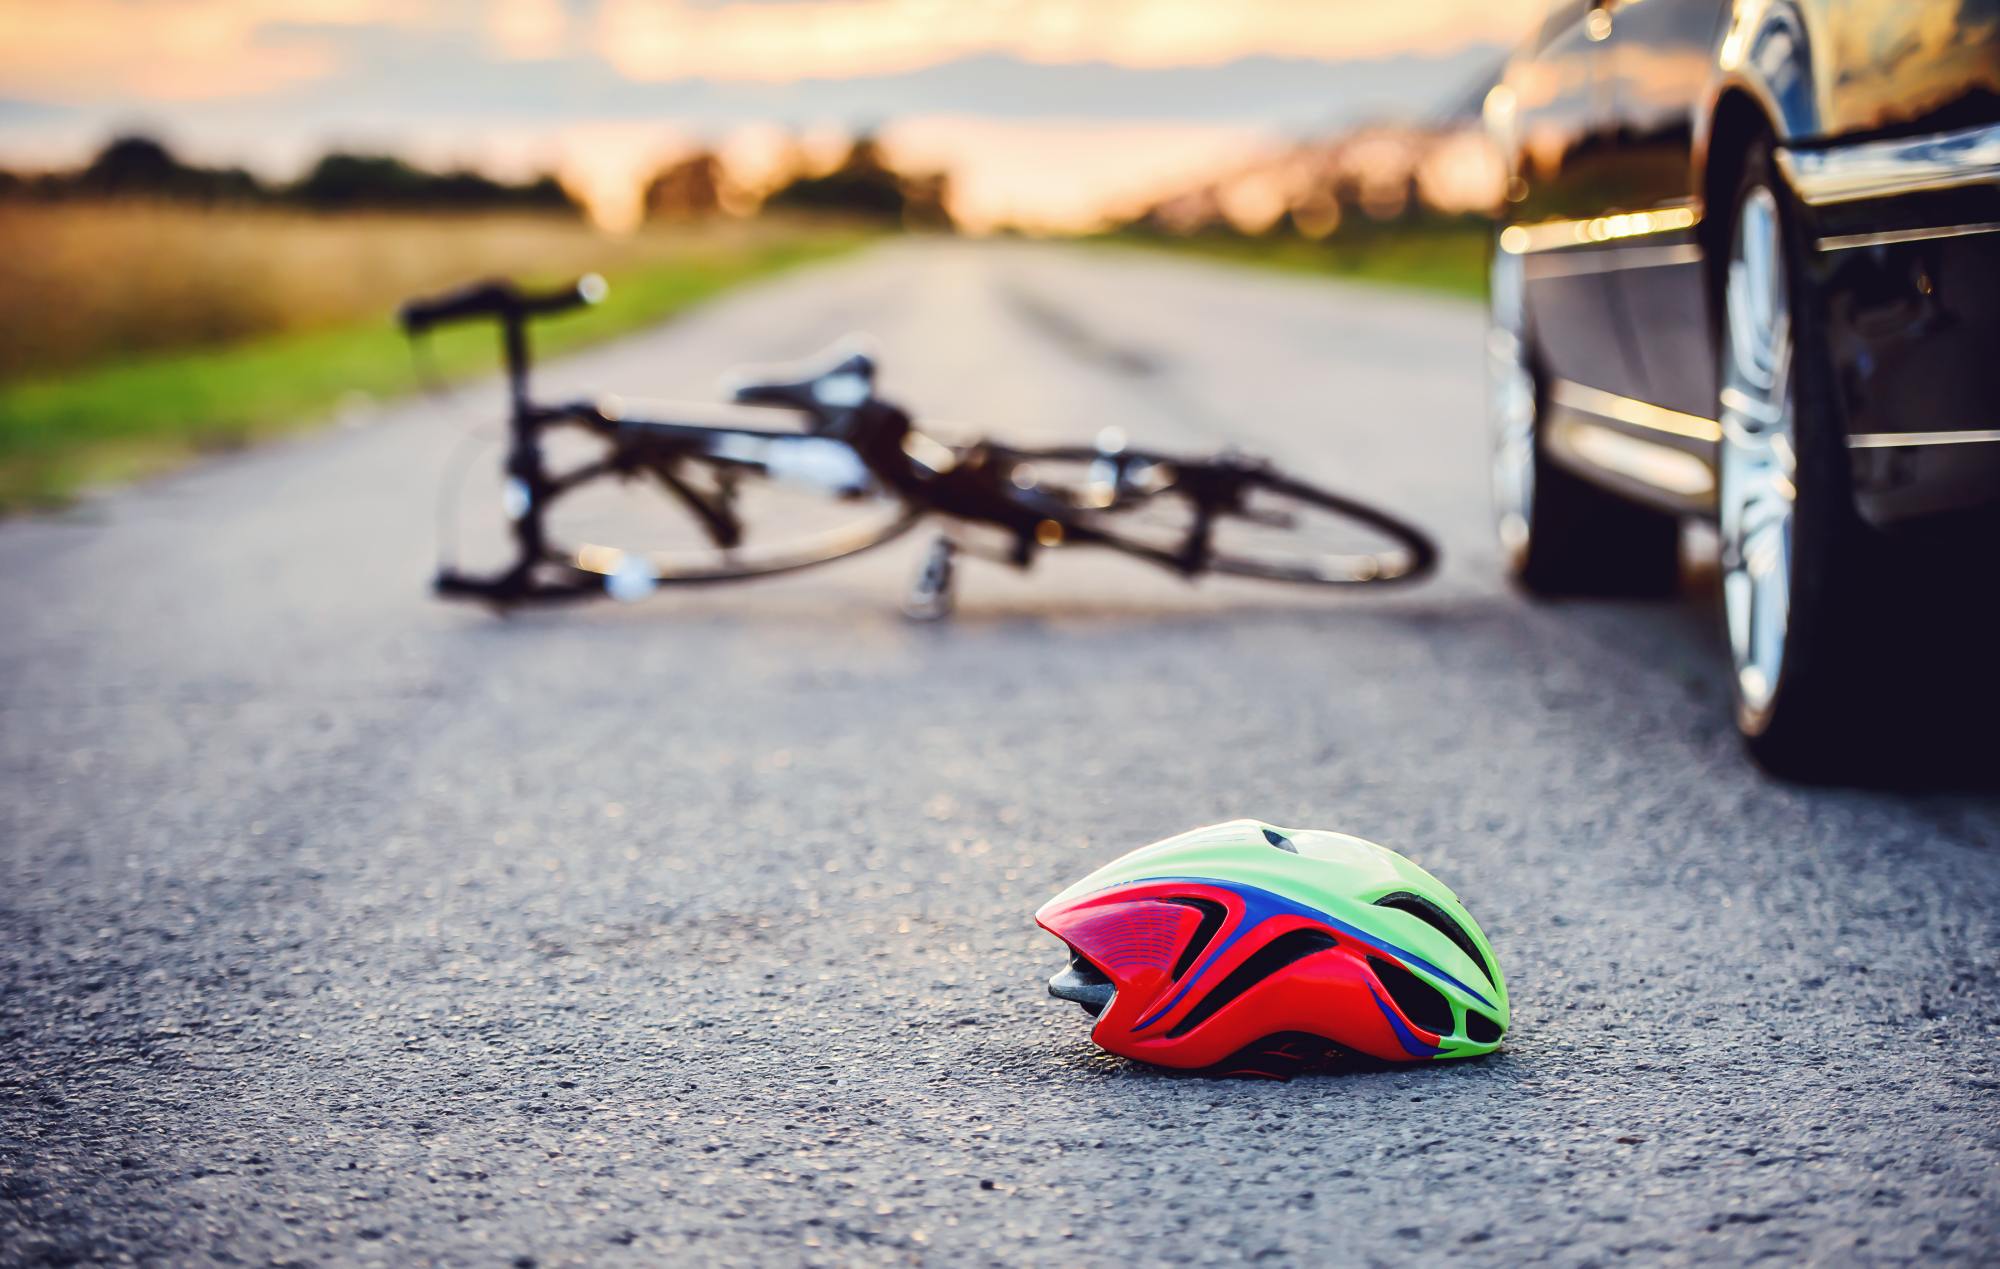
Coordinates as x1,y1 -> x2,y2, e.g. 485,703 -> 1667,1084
3,242 -> 1997,1266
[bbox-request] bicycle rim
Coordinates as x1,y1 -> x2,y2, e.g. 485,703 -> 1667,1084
1000,447 -> 1436,586
537,431 -> 922,591
1204,472 -> 1437,586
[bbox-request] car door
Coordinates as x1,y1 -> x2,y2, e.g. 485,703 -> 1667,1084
1596,0 -> 1733,420
1506,0 -> 1654,403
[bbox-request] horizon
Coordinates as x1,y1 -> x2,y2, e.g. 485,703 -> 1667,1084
0,1 -> 1542,231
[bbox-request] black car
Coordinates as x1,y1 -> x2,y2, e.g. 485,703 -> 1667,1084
1484,0 -> 2000,776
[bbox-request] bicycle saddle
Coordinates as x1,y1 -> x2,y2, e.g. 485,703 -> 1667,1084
724,345 -> 877,415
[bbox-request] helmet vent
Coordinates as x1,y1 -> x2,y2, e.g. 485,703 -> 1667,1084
1165,929 -> 1338,1039
1374,891 -> 1494,988
1262,828 -> 1298,853
1162,897 -> 1228,982
1368,956 -> 1454,1036
1465,1010 -> 1503,1045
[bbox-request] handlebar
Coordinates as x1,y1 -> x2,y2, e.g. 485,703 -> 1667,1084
399,273 -> 607,335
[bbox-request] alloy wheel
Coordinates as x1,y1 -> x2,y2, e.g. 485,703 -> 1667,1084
1718,185 -> 1797,724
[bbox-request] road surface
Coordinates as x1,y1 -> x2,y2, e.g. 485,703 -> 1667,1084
3,242 -> 1996,1265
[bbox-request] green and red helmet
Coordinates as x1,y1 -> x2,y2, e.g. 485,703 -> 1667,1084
1035,819 -> 1508,1078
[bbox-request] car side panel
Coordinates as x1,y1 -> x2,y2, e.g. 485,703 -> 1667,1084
1498,3 -> 1647,397
1601,0 -> 1733,420
1702,1 -> 2000,153
1813,0 -> 2000,139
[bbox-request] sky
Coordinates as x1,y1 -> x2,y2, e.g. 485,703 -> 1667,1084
0,0 -> 1544,230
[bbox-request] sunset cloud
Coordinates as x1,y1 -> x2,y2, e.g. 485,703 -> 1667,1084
486,0 -> 573,61
595,0 -> 1540,82
0,0 -> 1538,104
0,0 -> 431,101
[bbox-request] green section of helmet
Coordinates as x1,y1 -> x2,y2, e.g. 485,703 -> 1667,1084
1047,819 -> 1509,1056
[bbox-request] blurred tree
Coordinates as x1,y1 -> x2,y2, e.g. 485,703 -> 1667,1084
899,169 -> 953,231
762,136 -> 952,230
290,153 -> 423,208
78,136 -> 178,193
1131,186 -> 1225,237
643,151 -> 725,221
289,153 -> 577,214
1,137 -> 577,214
64,135 -> 265,203
763,136 -> 902,219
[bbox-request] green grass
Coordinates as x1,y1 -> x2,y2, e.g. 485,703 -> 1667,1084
0,231 -> 871,512
1098,220 -> 1490,300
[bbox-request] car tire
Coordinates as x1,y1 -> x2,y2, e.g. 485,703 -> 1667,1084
1487,243 -> 1682,596
1715,139 -> 1893,780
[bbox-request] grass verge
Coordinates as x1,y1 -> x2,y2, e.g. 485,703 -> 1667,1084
1097,220 -> 1489,300
0,227 -> 871,512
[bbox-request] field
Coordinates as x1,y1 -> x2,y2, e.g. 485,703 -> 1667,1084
0,204 -> 872,510
0,203 -> 1482,513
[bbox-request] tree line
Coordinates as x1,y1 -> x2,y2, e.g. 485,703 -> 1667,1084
0,136 -> 577,214
640,135 -> 949,229
2,134 -> 955,229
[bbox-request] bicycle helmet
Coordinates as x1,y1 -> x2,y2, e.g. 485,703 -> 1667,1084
1036,819 -> 1507,1078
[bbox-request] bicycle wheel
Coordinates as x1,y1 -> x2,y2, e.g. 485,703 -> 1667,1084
1202,469 -> 1437,585
444,426 -> 921,601
970,445 -> 1197,559
999,446 -> 1436,587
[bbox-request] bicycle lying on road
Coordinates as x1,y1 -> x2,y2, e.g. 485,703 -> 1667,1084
404,275 -> 1437,617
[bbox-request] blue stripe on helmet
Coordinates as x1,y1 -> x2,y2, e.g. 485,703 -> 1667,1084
1124,875 -> 1493,1032
1369,984 -> 1443,1058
